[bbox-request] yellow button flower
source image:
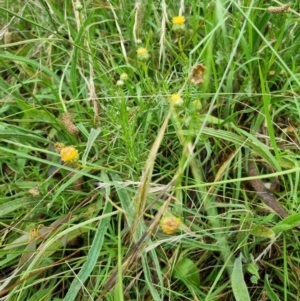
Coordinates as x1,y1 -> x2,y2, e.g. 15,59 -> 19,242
169,93 -> 183,107
136,47 -> 150,61
192,100 -> 202,110
160,216 -> 182,235
172,15 -> 186,33
120,73 -> 128,81
172,16 -> 185,25
60,146 -> 79,163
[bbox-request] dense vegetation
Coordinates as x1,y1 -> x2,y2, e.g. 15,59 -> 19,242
1,1 -> 300,300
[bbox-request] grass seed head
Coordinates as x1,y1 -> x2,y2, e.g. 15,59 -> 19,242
61,112 -> 79,136
267,4 -> 290,14
190,64 -> 206,85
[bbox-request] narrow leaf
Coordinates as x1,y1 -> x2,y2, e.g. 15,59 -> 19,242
0,197 -> 39,217
82,128 -> 101,165
264,274 -> 280,301
63,172 -> 112,301
231,253 -> 251,301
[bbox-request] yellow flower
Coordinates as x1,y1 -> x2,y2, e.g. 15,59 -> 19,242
192,100 -> 202,110
137,47 -> 148,55
172,16 -> 186,33
60,146 -> 79,163
160,216 -> 182,235
136,47 -> 150,61
169,93 -> 183,107
120,73 -> 128,81
172,16 -> 185,25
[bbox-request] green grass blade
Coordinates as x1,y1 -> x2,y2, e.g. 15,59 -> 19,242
63,172 -> 112,301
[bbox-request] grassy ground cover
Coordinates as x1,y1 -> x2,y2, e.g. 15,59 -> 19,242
1,0 -> 300,300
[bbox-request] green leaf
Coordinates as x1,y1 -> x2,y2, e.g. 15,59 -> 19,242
231,253 -> 251,301
0,197 -> 39,217
247,263 -> 260,279
81,128 -> 101,165
110,173 -> 135,227
173,257 -> 200,287
0,123 -> 49,144
272,213 -> 300,233
250,276 -> 258,284
27,290 -> 50,301
264,274 -> 280,301
250,225 -> 275,239
246,254 -> 260,282
14,98 -> 56,123
63,172 -> 112,301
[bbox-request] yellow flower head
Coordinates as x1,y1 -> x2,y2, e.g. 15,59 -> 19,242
136,47 -> 150,61
192,100 -> 202,110
120,73 -> 128,81
160,216 -> 182,235
172,16 -> 185,25
169,93 -> 183,107
60,146 -> 79,163
172,16 -> 186,33
137,47 -> 148,55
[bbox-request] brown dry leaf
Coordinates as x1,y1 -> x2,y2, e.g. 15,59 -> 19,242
190,64 -> 206,85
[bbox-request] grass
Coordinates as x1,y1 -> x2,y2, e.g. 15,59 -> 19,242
1,0 -> 300,300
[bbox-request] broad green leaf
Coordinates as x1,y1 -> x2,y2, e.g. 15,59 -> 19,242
231,253 -> 251,301
272,213 -> 300,233
250,225 -> 275,239
173,257 -> 200,287
247,263 -> 260,279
